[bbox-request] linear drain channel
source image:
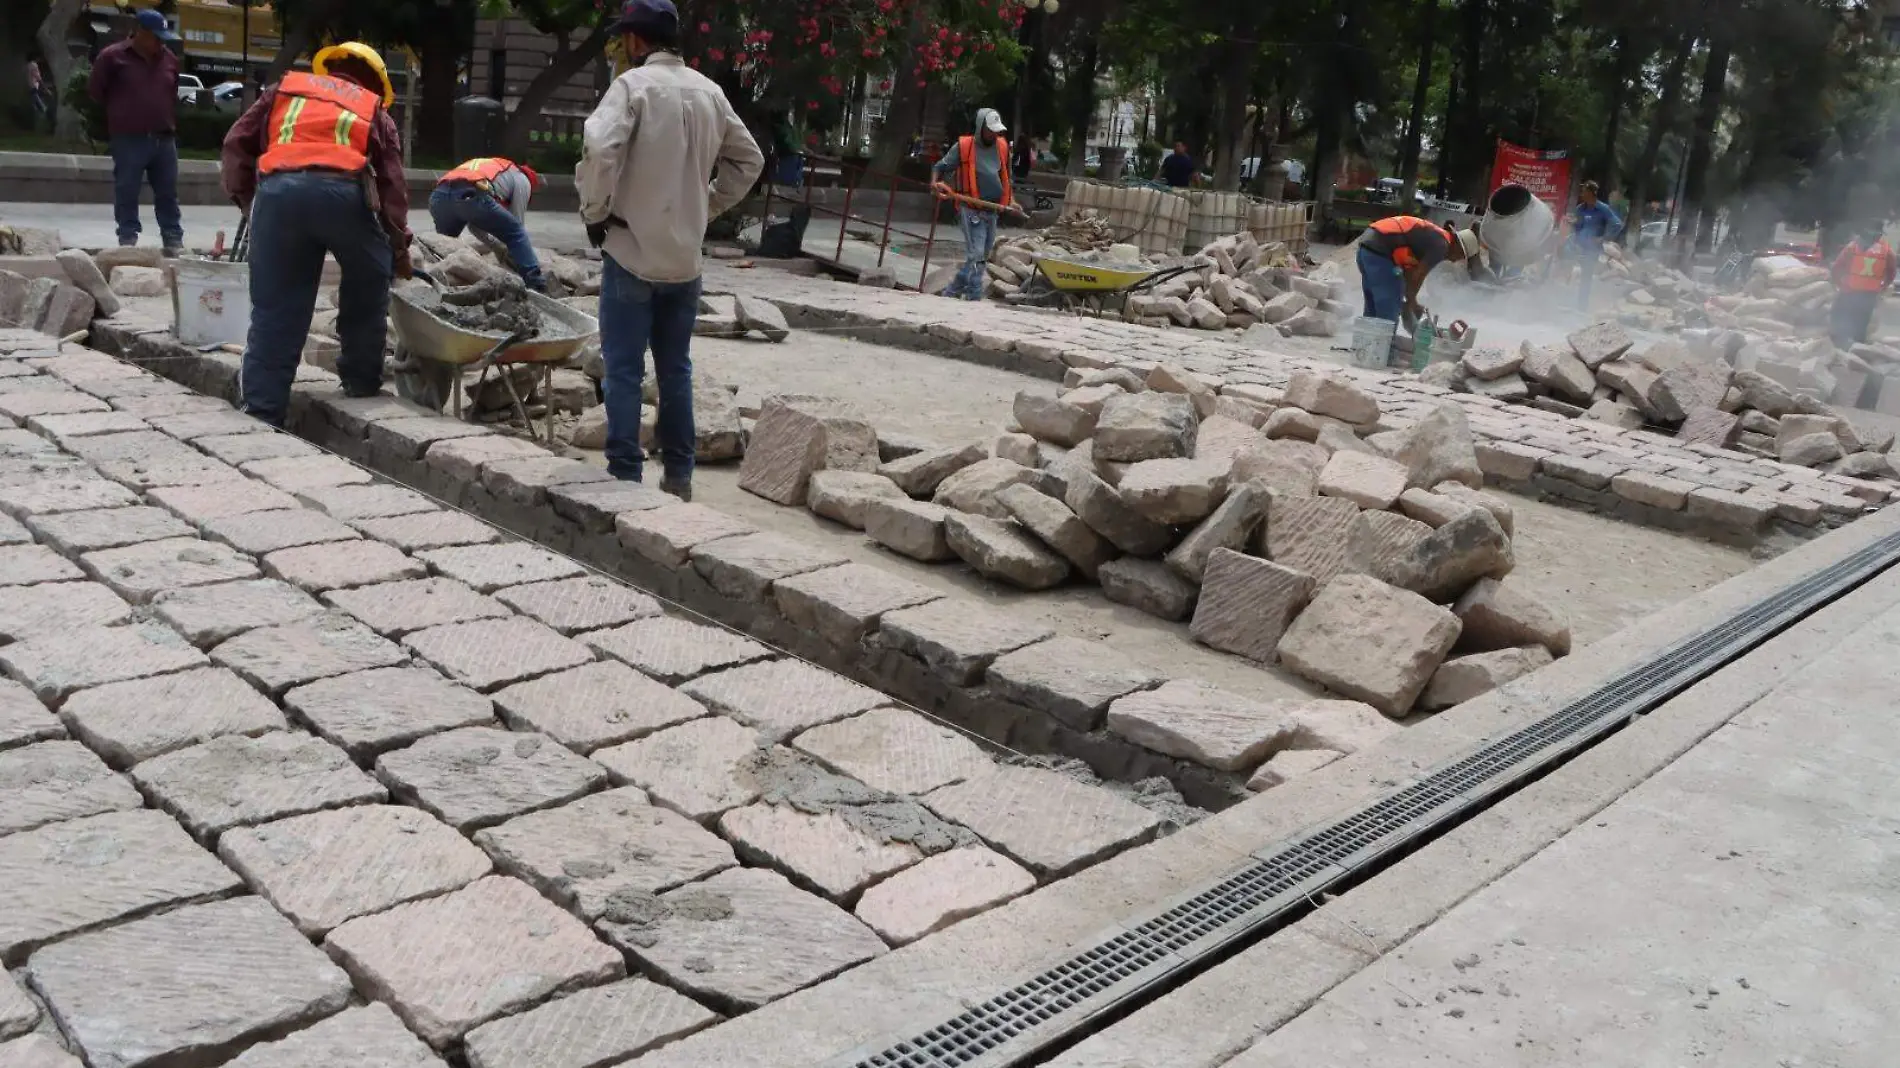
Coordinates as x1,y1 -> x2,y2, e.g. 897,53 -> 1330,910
832,528 -> 1900,1068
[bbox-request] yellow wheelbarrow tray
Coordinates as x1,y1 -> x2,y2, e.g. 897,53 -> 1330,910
1028,256 -> 1199,315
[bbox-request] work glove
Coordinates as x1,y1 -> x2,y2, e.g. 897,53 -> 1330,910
392,245 -> 414,280
586,220 -> 610,248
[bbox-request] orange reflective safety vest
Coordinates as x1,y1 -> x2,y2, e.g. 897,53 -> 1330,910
441,157 -> 516,192
1841,239 -> 1894,293
1366,214 -> 1448,270
954,134 -> 1011,208
258,71 -> 378,175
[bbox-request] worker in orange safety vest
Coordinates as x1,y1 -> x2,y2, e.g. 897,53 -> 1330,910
221,41 -> 412,427
1830,223 -> 1895,349
431,156 -> 546,291
931,108 -> 1024,301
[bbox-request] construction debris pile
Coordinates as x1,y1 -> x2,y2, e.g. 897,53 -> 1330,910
737,370 -> 1572,727
1590,242 -> 1714,333
1419,316 -> 1900,480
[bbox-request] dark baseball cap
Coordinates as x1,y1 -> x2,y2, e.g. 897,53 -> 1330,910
612,0 -> 679,41
133,8 -> 179,40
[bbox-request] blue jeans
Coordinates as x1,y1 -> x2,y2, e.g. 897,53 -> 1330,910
240,172 -> 391,426
947,207 -> 997,300
1358,245 -> 1404,321
1570,244 -> 1600,311
599,255 -> 699,483
428,182 -> 545,291
109,134 -> 183,248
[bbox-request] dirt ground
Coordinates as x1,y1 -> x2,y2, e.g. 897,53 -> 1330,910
578,329 -> 1758,704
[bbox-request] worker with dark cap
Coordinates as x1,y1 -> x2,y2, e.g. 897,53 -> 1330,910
578,0 -> 763,501
431,157 -> 547,290
1357,215 -> 1478,325
221,42 -> 413,427
89,9 -> 185,255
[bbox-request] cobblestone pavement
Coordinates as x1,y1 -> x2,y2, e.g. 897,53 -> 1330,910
0,327 -> 1176,1067
705,266 -> 1893,546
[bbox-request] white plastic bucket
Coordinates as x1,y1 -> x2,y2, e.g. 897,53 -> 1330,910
171,259 -> 251,347
1349,315 -> 1396,370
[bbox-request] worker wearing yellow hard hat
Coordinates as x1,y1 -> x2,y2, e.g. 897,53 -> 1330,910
220,40 -> 414,427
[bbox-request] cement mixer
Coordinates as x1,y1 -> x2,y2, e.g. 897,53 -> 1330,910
1477,183 -> 1556,267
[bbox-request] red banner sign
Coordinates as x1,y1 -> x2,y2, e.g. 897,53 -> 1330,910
1489,140 -> 1572,215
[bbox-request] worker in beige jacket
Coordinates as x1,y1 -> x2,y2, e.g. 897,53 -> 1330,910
577,0 -> 763,500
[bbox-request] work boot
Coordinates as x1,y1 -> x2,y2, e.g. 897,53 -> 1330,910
660,479 -> 692,503
162,244 -> 184,258
342,380 -> 383,400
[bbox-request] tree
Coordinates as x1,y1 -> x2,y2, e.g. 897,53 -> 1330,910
35,0 -> 84,142
1397,0 -> 1440,205
482,0 -> 614,157
271,0 -> 477,157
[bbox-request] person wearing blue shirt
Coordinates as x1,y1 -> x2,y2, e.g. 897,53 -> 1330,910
1565,180 -> 1623,311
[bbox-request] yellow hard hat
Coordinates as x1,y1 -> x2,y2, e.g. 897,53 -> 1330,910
313,41 -> 395,108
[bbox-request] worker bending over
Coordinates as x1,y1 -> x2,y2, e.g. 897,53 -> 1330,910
1830,223 -> 1895,349
1357,215 -> 1477,325
933,108 -> 1022,301
221,42 -> 411,427
431,157 -> 546,291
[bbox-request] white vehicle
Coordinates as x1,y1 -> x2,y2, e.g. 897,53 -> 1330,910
176,74 -> 204,104
211,81 -> 245,112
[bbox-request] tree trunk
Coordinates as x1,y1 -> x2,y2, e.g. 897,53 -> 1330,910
1596,30 -> 1632,193
1211,35 -> 1252,190
501,23 -> 609,158
1454,0 -> 1488,204
1310,0 -> 1355,218
1678,24 -> 1732,262
1625,31 -> 1693,250
1438,58 -> 1458,199
36,0 -> 84,143
871,27 -> 928,171
1397,0 -> 1438,206
415,16 -> 462,159
1064,35 -> 1101,176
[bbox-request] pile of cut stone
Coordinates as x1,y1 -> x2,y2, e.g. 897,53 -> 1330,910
1422,319 -> 1900,480
0,224 -> 164,338
1592,242 -> 1711,332
1702,255 -> 1834,339
737,372 -> 1571,722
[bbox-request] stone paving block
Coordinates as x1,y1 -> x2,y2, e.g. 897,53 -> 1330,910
415,543 -> 584,594
474,787 -> 736,917
143,409 -> 274,442
220,1003 -> 445,1068
376,726 -> 607,831
0,741 -> 142,836
365,417 -> 492,462
1190,549 -> 1317,664
689,532 -> 850,603
494,661 -> 708,752
0,808 -> 242,965
1262,494 -> 1359,586
1278,573 -> 1462,717
1,621 -> 205,705
203,509 -> 360,556
324,875 -> 626,1048
875,600 -> 1054,686
584,617 -> 773,685
323,577 -> 513,640
462,977 -> 719,1068
93,454 -> 245,491
0,545 -> 83,587
493,575 -> 662,636
350,510 -> 499,552
0,512 -> 24,545
28,410 -> 149,442
853,845 -> 1036,946
0,430 -> 61,459
60,666 -> 286,768
193,431 -> 320,466
211,613 -> 408,695
1104,680 -> 1301,772
983,638 -> 1164,732
28,897 -> 354,1068
546,480 -> 673,534
790,707 -> 993,797
285,666 -> 495,758
591,717 -> 766,822
150,578 -> 322,648
719,802 -> 922,903
861,497 -> 956,561
597,866 -> 886,1012
0,391 -> 109,421
771,564 -> 943,647
133,731 -> 387,840
146,479 -> 300,523
616,504 -> 756,569
0,476 -> 139,520
263,540 -> 426,593
0,679 -> 63,753
81,537 -> 259,602
924,765 -> 1162,877
680,659 -> 887,742
0,970 -> 41,1040
424,434 -> 549,484
0,1035 -> 81,1068
402,616 -> 593,692
25,506 -> 191,555
107,393 -> 230,418
218,805 -> 493,937
241,455 -> 374,494
1098,557 -> 1199,621
480,456 -> 612,507
295,483 -> 439,521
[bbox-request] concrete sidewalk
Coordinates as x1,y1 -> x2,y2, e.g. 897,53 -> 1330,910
0,201 -> 596,254
1221,589 -> 1900,1067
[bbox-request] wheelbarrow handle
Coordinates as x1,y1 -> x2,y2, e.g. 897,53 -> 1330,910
1125,265 -> 1197,295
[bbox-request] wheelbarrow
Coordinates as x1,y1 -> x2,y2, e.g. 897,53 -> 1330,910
1017,256 -> 1197,317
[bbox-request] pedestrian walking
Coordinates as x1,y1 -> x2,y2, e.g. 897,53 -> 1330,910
1356,215 -> 1477,325
1158,141 -> 1196,189
89,9 -> 186,254
932,107 -> 1020,302
577,0 -> 763,500
1830,224 -> 1894,349
25,59 -> 49,131
221,42 -> 412,427
1563,180 -> 1622,311
430,157 -> 547,290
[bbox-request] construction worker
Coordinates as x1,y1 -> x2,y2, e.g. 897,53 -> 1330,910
430,157 -> 546,291
1564,180 -> 1623,311
932,108 -> 1022,302
221,42 -> 412,427
1357,215 -> 1478,325
1830,223 -> 1895,349
577,0 -> 763,500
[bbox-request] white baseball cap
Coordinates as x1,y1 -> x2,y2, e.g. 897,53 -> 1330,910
1455,228 -> 1481,259
980,108 -> 1008,133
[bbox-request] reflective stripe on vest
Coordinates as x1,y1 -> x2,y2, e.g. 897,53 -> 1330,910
441,156 -> 515,192
1370,214 -> 1435,237
956,134 -> 1011,208
258,71 -> 377,175
1845,241 -> 1892,293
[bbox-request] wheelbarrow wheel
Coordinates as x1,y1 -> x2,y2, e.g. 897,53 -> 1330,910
392,348 -> 460,413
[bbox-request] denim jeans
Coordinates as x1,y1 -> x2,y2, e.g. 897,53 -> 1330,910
240,172 -> 391,427
1357,245 -> 1404,321
109,134 -> 183,248
428,182 -> 545,290
1832,289 -> 1878,348
947,207 -> 997,300
599,254 -> 700,483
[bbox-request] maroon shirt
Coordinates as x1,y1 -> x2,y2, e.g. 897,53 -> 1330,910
220,83 -> 412,246
87,39 -> 178,137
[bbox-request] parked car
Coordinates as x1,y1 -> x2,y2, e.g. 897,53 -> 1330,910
177,74 -> 205,105
211,82 -> 245,113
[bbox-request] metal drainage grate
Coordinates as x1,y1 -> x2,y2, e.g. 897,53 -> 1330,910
836,528 -> 1900,1068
